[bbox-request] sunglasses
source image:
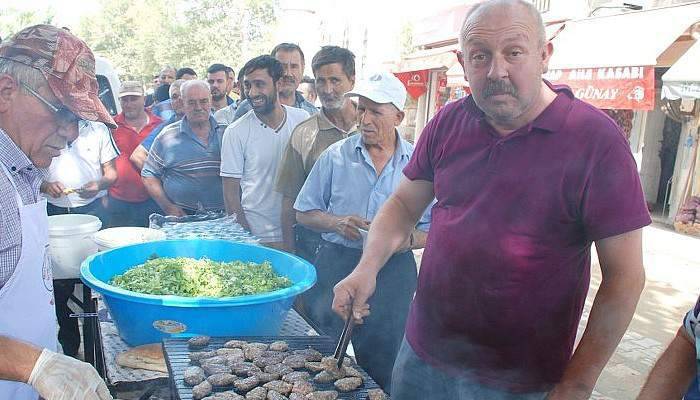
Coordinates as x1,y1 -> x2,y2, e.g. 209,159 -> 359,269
20,82 -> 82,128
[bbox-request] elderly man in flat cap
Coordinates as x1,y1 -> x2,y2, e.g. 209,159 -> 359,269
0,25 -> 114,400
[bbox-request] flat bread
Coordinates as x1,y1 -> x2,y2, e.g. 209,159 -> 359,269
116,343 -> 168,373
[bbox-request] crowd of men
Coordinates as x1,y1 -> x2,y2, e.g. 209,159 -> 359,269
40,38 -> 422,390
3,0 -> 700,399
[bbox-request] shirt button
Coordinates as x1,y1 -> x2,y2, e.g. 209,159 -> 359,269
10,166 -> 16,171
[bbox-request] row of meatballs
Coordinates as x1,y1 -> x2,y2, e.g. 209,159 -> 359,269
182,336 -> 388,400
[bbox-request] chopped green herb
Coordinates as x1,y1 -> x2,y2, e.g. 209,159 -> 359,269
110,257 -> 292,297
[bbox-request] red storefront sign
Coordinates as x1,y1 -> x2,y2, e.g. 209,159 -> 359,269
394,70 -> 429,99
542,66 -> 655,110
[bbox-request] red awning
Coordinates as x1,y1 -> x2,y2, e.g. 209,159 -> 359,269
543,66 -> 655,110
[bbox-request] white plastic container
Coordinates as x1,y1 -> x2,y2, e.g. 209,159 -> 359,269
48,214 -> 103,279
93,227 -> 166,252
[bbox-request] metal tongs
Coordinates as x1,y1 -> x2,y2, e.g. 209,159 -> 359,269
333,313 -> 356,368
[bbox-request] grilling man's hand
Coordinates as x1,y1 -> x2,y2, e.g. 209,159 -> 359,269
332,268 -> 376,325
28,349 -> 113,400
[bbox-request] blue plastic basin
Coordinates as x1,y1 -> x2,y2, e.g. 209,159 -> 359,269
80,239 -> 317,346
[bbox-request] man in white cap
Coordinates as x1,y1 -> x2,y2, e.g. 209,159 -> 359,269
293,71 -> 432,390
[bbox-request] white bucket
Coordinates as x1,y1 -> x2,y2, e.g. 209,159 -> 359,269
93,227 -> 166,252
48,214 -> 103,279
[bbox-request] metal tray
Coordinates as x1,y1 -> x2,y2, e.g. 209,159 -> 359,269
163,336 -> 385,399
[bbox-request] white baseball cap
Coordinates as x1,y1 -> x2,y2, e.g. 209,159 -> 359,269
345,71 -> 407,111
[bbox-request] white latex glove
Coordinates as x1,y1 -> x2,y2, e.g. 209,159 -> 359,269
28,349 -> 113,400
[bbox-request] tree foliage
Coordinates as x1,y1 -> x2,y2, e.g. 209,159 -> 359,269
77,0 -> 277,83
0,7 -> 55,40
399,21 -> 415,58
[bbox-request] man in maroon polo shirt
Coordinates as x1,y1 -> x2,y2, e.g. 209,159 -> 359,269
332,0 -> 650,399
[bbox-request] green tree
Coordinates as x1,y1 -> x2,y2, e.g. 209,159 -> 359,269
77,0 -> 278,84
0,7 -> 55,40
398,21 -> 415,58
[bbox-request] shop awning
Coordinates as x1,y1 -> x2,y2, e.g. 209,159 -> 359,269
662,40 -> 700,100
393,45 -> 460,73
548,3 -> 700,70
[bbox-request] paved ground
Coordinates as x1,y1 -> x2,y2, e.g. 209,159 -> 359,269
587,223 -> 700,399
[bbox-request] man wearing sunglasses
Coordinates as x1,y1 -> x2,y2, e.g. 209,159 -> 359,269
0,25 -> 116,400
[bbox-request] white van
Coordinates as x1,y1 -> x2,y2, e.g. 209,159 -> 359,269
95,55 -> 121,116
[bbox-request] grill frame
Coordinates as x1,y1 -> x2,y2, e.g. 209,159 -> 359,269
163,336 -> 385,399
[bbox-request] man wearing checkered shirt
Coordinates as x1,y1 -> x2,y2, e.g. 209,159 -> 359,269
0,25 -> 115,400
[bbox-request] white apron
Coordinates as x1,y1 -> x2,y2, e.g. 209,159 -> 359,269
0,163 -> 56,400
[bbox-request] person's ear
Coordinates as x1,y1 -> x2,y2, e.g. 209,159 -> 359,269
0,75 -> 19,113
456,50 -> 469,82
541,42 -> 554,74
395,110 -> 405,126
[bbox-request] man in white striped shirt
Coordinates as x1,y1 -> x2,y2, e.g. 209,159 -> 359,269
40,119 -> 118,358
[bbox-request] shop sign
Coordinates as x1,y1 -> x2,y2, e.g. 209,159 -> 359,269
394,70 -> 429,99
543,66 -> 655,110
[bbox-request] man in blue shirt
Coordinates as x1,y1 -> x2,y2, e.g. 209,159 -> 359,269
141,80 -> 225,216
294,72 -> 432,391
223,43 -> 318,125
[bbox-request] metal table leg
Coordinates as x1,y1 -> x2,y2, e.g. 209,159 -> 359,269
82,284 -> 96,366
92,296 -> 106,378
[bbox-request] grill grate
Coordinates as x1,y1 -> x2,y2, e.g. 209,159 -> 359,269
163,336 -> 385,400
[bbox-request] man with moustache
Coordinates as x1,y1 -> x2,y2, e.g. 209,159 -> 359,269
226,43 -> 317,124
276,46 -> 358,259
207,63 -> 235,111
331,1 -> 650,399
220,55 -> 309,249
142,80 -> 225,216
107,81 -> 162,227
294,71 -> 431,390
130,79 -> 186,170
